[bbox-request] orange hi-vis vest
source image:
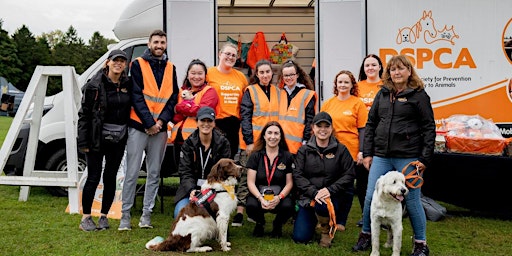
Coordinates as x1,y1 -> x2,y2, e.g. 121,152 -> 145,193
129,57 -> 174,126
170,86 -> 213,143
279,89 -> 317,154
239,84 -> 283,150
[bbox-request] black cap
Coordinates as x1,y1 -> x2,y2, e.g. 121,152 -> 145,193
197,106 -> 215,121
108,49 -> 127,60
313,111 -> 332,125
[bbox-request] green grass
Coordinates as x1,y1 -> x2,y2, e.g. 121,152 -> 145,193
1,116 -> 512,255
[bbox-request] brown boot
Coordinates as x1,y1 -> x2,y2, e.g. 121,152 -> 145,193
316,215 -> 333,248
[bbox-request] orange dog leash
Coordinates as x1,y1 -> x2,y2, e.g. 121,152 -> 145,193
401,160 -> 424,189
310,198 -> 337,238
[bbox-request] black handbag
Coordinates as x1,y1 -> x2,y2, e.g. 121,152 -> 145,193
102,123 -> 127,143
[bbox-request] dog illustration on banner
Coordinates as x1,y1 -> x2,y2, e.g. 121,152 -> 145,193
396,10 -> 459,45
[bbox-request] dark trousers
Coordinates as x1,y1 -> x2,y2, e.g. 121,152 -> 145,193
82,138 -> 126,215
215,116 -> 240,159
246,195 -> 294,226
355,164 -> 369,211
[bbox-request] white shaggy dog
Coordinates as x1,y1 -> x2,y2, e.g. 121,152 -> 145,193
370,171 -> 408,256
148,158 -> 241,252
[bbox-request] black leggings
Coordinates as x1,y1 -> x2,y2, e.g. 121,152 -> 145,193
246,195 -> 294,225
355,164 -> 369,211
82,138 -> 126,215
215,116 -> 240,159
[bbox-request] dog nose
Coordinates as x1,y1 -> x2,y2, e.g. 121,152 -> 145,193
401,188 -> 407,194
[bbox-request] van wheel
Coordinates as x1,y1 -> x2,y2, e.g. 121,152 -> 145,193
44,148 -> 87,197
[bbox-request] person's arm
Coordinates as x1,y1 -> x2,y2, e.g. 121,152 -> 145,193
179,87 -> 219,117
417,90 -> 436,168
327,145 -> 356,196
77,83 -> 97,151
178,140 -> 198,195
158,65 -> 179,127
363,90 -> 382,158
240,89 -> 254,145
302,92 -> 317,142
292,147 -> 318,199
130,60 -> 156,129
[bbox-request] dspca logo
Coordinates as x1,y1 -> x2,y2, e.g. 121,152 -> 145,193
380,10 -> 476,69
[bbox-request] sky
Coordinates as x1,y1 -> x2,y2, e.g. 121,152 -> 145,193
0,0 -> 133,41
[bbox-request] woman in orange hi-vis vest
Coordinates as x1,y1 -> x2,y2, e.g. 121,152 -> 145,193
171,59 -> 219,162
277,60 -> 317,154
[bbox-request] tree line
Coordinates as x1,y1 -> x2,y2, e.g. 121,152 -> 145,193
0,19 -> 116,95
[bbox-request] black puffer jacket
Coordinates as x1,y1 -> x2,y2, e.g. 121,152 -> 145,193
363,86 -> 436,166
77,69 -> 131,152
293,136 -> 355,200
174,128 -> 231,203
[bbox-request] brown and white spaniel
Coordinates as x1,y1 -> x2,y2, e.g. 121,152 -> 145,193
148,158 -> 241,252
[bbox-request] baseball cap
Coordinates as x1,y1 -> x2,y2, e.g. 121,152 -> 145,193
108,49 -> 127,60
313,111 -> 332,125
197,106 -> 216,121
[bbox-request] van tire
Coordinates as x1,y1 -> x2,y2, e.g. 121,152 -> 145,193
44,148 -> 87,197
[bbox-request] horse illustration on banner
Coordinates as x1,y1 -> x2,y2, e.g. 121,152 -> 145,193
396,10 -> 459,45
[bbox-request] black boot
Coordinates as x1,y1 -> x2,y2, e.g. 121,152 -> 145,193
352,232 -> 371,251
271,221 -> 283,238
411,242 -> 430,256
253,223 -> 264,237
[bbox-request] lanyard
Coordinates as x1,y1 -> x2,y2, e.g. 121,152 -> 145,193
200,147 -> 212,179
264,155 -> 279,187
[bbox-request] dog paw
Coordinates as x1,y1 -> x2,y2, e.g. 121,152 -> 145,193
384,242 -> 392,248
226,241 -> 231,247
221,246 -> 231,252
370,251 -> 380,256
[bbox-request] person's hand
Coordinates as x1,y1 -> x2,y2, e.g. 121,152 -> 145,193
80,147 -> 89,153
267,196 -> 280,210
258,196 -> 270,209
314,187 -> 331,205
188,190 -> 197,200
356,152 -> 364,165
363,156 -> 373,171
145,121 -> 162,135
415,161 -> 426,172
246,144 -> 254,155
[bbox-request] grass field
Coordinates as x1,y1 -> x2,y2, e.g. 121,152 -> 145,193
1,116 -> 511,255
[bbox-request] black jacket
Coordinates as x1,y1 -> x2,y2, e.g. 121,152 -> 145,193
129,48 -> 179,132
363,86 -> 436,166
174,128 -> 231,203
293,136 -> 355,200
77,69 -> 131,152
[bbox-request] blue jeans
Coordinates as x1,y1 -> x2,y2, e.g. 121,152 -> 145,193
362,156 -> 427,241
174,197 -> 190,218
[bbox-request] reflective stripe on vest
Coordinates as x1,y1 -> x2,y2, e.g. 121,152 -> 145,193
170,86 -> 213,143
279,89 -> 316,154
130,57 -> 174,124
239,84 -> 282,150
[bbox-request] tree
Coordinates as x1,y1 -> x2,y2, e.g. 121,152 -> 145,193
86,31 -> 116,67
0,20 -> 22,86
53,26 -> 87,74
40,30 -> 64,50
12,25 -> 52,92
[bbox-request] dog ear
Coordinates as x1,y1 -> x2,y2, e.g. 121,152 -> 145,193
375,177 -> 382,195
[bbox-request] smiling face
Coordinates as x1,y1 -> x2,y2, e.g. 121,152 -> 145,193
364,56 -> 381,80
187,64 -> 206,89
219,45 -> 237,69
256,64 -> 273,86
148,35 -> 167,58
389,62 -> 411,88
313,122 -> 332,142
197,118 -> 215,135
264,125 -> 281,149
282,66 -> 298,88
335,73 -> 353,96
107,57 -> 127,76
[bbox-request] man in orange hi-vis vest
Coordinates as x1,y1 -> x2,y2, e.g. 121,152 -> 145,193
119,30 -> 179,231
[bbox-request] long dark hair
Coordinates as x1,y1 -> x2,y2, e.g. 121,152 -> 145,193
358,54 -> 383,81
277,60 -> 314,90
253,121 -> 289,153
181,59 -> 207,89
249,59 -> 273,85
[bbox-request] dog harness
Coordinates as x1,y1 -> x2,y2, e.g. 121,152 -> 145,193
401,160 -> 424,189
190,185 -> 235,219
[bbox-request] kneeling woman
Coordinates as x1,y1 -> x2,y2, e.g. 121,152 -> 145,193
246,121 -> 294,237
292,112 -> 356,247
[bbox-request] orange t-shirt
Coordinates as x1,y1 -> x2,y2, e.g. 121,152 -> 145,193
358,80 -> 382,111
207,67 -> 248,119
320,95 -> 368,161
